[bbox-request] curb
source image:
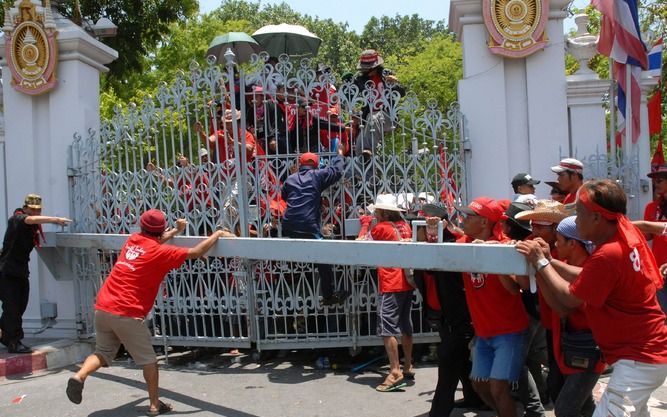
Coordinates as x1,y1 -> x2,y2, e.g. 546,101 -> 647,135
0,339 -> 94,377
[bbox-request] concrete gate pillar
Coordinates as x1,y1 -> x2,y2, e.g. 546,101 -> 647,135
450,0 -> 571,199
0,2 -> 116,338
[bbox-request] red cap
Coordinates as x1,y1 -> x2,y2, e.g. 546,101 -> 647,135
456,197 -> 503,223
140,209 -> 167,234
299,152 -> 319,167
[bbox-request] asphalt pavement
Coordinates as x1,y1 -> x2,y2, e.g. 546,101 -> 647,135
1,348 -> 666,417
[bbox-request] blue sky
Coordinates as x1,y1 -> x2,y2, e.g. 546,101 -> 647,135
198,0 -> 589,33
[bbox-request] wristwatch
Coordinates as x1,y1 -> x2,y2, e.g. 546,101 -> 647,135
536,258 -> 550,272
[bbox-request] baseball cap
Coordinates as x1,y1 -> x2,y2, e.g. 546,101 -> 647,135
299,152 -> 319,167
501,202 -> 533,233
421,202 -> 449,220
511,173 -> 540,186
24,194 -> 42,209
140,209 -> 167,234
198,148 -> 209,158
456,197 -> 503,223
551,158 -> 584,174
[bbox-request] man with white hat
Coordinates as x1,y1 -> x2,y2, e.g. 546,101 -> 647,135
198,148 -> 209,164
369,193 -> 415,393
550,158 -> 584,204
0,194 -> 71,354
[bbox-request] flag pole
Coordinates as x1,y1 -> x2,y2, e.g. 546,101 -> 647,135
625,65 -> 633,158
609,58 -> 616,169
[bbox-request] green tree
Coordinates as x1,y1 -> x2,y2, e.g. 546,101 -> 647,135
391,34 -> 462,111
360,14 -> 447,64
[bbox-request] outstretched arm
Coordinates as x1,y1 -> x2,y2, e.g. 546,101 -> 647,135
160,219 -> 187,243
25,216 -> 71,226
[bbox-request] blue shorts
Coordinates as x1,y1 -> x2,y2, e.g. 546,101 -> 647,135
470,330 -> 526,383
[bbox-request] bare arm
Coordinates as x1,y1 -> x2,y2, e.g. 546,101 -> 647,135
632,220 -> 665,240
516,240 -> 583,310
25,216 -> 71,226
185,229 -> 236,259
497,274 -> 523,294
160,219 -> 187,243
549,259 -> 582,283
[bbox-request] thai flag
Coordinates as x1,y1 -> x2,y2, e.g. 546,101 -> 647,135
647,38 -> 663,78
614,62 -> 642,144
593,0 -> 647,69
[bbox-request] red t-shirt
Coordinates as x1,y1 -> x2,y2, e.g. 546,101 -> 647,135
644,201 -> 667,265
563,193 -> 576,204
570,233 -> 667,365
459,236 -> 529,337
551,308 -> 607,375
371,220 -> 413,293
95,234 -> 189,318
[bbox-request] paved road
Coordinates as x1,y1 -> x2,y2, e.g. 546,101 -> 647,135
1,349 -> 666,417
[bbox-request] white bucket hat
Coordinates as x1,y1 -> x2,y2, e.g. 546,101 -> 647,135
368,193 -> 405,212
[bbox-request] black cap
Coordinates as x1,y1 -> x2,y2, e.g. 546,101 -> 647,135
511,173 -> 540,186
503,202 -> 533,233
545,181 -> 567,195
421,202 -> 449,220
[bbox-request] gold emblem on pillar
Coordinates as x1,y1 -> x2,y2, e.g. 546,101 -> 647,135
483,0 -> 549,58
3,0 -> 58,95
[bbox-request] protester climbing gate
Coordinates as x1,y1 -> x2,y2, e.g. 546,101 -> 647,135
68,53 -> 469,349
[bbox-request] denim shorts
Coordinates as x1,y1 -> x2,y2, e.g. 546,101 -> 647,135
470,330 -> 527,383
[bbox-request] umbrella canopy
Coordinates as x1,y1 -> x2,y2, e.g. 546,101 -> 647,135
206,32 -> 263,64
252,23 -> 321,57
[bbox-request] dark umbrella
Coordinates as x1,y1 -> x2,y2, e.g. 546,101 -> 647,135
206,32 -> 263,64
252,24 -> 321,57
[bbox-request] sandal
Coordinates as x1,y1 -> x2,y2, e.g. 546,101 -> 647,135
376,375 -> 406,392
402,369 -> 416,380
66,377 -> 84,404
147,400 -> 173,416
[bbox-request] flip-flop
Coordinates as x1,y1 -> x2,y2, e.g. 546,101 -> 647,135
376,377 -> 406,392
147,400 -> 173,416
66,377 -> 84,404
402,370 -> 416,380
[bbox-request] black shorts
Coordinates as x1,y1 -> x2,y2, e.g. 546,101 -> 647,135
377,291 -> 413,337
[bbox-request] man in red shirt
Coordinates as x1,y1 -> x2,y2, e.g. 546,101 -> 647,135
456,197 -> 529,417
368,194 -> 414,393
550,158 -> 584,204
517,179 -> 667,417
641,164 -> 667,313
65,209 -> 234,416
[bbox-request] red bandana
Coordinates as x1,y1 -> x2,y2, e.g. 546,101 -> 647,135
578,190 -> 663,289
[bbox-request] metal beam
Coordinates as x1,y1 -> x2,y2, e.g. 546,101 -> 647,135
43,232 -> 531,275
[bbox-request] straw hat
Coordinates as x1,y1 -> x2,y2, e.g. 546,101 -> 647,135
514,199 -> 573,224
368,193 -> 405,212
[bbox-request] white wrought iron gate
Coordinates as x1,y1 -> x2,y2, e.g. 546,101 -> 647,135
67,54 -> 470,350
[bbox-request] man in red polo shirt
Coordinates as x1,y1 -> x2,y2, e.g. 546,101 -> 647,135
550,158 -> 584,204
456,197 -> 529,417
517,179 -> 667,417
65,210 -> 234,416
640,164 -> 667,313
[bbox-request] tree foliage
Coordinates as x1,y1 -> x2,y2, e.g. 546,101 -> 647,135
360,14 -> 447,65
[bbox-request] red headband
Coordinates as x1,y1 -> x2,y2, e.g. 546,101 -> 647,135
579,188 -> 663,289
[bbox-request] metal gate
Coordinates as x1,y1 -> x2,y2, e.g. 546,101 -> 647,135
67,53 -> 469,349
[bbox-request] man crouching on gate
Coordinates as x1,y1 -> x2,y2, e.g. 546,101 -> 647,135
517,179 -> 667,417
66,209 -> 235,416
456,197 -> 529,417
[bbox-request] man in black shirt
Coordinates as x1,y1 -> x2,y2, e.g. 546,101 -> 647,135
0,194 -> 71,353
418,203 -> 485,417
